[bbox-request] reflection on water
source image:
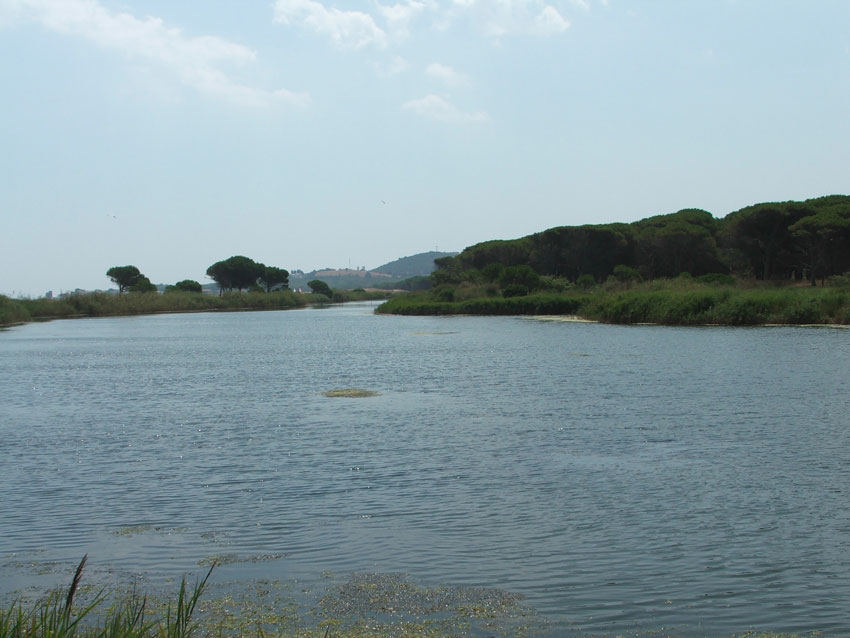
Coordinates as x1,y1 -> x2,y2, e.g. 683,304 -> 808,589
1,303 -> 849,636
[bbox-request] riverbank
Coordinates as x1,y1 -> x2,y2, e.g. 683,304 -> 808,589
376,280 -> 850,326
0,289 -> 392,328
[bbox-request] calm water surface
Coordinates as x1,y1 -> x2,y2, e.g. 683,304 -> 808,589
1,303 -> 849,636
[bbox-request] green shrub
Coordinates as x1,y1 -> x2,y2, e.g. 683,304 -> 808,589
612,264 -> 642,283
696,273 -> 735,286
499,265 -> 540,292
502,284 -> 528,298
576,274 -> 596,290
434,287 -> 455,302
0,295 -> 30,325
481,263 -> 505,282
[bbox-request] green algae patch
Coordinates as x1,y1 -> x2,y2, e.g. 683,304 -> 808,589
112,525 -> 187,537
315,572 -> 546,638
198,553 -> 286,566
323,389 -> 381,398
410,331 -> 460,335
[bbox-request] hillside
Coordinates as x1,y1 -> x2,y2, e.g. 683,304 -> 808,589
371,251 -> 458,278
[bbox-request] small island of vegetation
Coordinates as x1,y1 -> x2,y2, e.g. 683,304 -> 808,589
377,195 -> 850,326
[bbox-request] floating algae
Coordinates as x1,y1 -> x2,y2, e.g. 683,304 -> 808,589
323,389 -> 381,398
198,553 -> 286,566
315,572 -> 548,638
112,525 -> 187,537
411,331 -> 460,336
0,563 -> 552,638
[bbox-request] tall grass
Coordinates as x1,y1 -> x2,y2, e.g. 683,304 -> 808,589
6,291 -> 307,325
0,295 -> 30,326
0,557 -> 213,638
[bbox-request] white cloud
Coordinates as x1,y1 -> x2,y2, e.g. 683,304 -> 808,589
535,5 -> 570,34
376,54 -> 411,76
403,93 -> 489,123
271,0 -> 573,50
426,62 -> 467,86
273,0 -> 387,49
461,0 -> 571,38
377,0 -> 427,41
0,0 -> 306,107
273,88 -> 312,108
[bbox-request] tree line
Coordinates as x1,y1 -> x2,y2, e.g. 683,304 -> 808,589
432,194 -> 850,287
205,256 -> 289,294
106,256 -> 290,295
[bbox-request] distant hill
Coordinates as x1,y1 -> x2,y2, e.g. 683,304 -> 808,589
289,268 -> 394,291
371,251 -> 458,278
199,251 -> 459,293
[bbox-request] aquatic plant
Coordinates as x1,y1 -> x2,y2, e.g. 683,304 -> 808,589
322,389 -> 380,398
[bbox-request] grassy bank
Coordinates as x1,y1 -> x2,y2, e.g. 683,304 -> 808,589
376,280 -> 850,326
0,289 -> 392,328
0,291 -> 305,326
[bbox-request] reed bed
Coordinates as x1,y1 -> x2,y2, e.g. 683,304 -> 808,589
377,282 -> 850,325
0,291 -> 306,326
0,557 -> 212,638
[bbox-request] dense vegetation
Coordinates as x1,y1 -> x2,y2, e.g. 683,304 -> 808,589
377,195 -> 850,324
430,195 -> 850,286
205,256 -> 289,293
0,290 -> 305,325
106,266 -> 157,293
377,277 -> 850,325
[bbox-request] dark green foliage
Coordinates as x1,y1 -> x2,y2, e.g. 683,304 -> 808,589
612,265 -> 642,283
377,292 -> 589,316
397,276 -> 432,291
498,265 -> 541,292
720,195 -> 850,281
431,195 -> 850,289
430,256 -> 466,286
789,208 -> 850,285
259,266 -> 289,292
434,287 -> 455,302
695,273 -> 735,285
307,279 -> 333,297
378,279 -> 850,325
501,284 -> 528,298
206,256 -> 264,293
529,224 -> 631,281
481,263 -> 505,282
454,239 -> 533,271
166,280 -> 202,294
633,209 -> 726,279
106,266 -> 142,293
129,276 -> 157,293
576,274 -> 596,290
0,295 -> 30,326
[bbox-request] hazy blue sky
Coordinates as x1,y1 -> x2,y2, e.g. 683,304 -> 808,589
1,0 -> 848,296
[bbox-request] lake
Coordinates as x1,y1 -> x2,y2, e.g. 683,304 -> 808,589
1,303 -> 849,636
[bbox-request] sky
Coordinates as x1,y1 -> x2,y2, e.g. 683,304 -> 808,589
1,0 -> 848,296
